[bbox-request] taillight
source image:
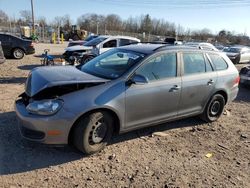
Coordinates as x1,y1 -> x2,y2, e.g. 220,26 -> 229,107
234,76 -> 240,85
30,42 -> 34,47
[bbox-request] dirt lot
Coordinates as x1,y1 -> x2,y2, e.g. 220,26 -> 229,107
0,43 -> 249,188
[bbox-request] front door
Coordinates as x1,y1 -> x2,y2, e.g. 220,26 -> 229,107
125,52 -> 181,129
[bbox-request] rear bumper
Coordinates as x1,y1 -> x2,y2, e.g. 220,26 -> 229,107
26,47 -> 35,55
228,85 -> 239,102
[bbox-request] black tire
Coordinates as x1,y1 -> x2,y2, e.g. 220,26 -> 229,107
200,94 -> 225,122
81,55 -> 94,64
233,55 -> 240,64
73,111 -> 114,154
12,48 -> 24,59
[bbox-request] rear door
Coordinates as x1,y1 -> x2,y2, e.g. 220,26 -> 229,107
178,51 -> 217,116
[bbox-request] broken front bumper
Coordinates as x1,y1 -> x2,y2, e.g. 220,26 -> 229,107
15,99 -> 75,145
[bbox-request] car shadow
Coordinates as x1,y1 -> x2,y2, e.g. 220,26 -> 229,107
0,110 -> 205,175
111,117 -> 205,144
0,111 -> 83,175
34,54 -> 63,59
18,64 -> 41,71
0,77 -> 27,84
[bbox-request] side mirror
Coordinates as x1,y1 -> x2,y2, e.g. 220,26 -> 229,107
129,74 -> 148,85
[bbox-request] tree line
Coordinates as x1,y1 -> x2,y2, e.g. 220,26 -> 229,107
0,9 -> 250,45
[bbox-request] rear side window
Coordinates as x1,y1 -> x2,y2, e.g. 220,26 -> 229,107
183,53 -> 206,75
119,39 -> 138,46
208,54 -> 228,71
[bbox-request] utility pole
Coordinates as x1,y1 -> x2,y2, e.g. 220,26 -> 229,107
96,21 -> 99,34
31,0 -> 35,35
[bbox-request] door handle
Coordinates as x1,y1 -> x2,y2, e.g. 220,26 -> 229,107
207,79 -> 214,85
170,85 -> 181,92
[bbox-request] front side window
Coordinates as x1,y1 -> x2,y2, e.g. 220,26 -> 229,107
136,53 -> 177,81
81,49 -> 145,79
183,53 -> 206,75
208,54 -> 228,71
103,40 -> 117,48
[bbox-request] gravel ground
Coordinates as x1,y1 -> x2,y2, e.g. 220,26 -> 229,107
0,43 -> 249,188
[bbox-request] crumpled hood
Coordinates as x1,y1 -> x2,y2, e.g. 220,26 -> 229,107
25,66 -> 108,97
65,45 -> 93,52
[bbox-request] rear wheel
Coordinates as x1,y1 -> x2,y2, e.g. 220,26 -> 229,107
13,48 -> 24,59
200,94 -> 225,122
73,111 -> 114,154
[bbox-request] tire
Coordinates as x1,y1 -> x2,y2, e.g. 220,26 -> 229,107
81,56 -> 94,65
73,111 -> 114,154
12,48 -> 24,59
200,94 -> 225,122
233,55 -> 240,64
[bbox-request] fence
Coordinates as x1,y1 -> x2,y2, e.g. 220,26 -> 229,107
0,24 -> 173,43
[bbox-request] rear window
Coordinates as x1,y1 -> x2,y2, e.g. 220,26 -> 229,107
208,54 -> 228,71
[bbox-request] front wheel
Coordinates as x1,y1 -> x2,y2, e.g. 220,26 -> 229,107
200,94 -> 225,122
73,111 -> 114,154
81,55 -> 94,65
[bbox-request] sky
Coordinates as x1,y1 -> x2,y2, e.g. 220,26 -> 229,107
0,0 -> 250,36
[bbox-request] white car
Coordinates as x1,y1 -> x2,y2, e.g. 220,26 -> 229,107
185,42 -> 219,51
63,35 -> 140,63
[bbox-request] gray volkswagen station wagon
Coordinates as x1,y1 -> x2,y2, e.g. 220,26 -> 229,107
15,44 -> 239,154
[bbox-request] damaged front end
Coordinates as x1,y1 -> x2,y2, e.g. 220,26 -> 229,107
18,82 -> 103,116
17,66 -> 108,116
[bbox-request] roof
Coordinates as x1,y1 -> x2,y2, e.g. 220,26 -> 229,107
118,44 -> 166,54
119,43 -> 222,55
97,35 -> 140,41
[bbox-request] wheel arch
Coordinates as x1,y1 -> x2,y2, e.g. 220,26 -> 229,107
68,108 -> 121,145
12,47 -> 26,54
213,90 -> 228,104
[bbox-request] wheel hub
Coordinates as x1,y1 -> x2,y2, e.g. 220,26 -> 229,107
91,120 -> 107,144
14,50 -> 23,58
210,101 -> 220,116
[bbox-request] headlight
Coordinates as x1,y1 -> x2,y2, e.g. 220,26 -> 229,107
26,99 -> 63,115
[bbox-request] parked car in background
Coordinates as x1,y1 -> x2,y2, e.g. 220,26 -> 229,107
239,66 -> 250,85
15,44 -> 239,154
63,35 -> 140,63
185,42 -> 219,51
67,35 -> 99,47
214,44 -> 225,51
0,33 -> 35,59
0,42 -> 6,64
223,46 -> 250,64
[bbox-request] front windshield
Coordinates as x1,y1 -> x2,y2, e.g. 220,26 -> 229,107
81,49 -> 145,79
84,37 -> 107,46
